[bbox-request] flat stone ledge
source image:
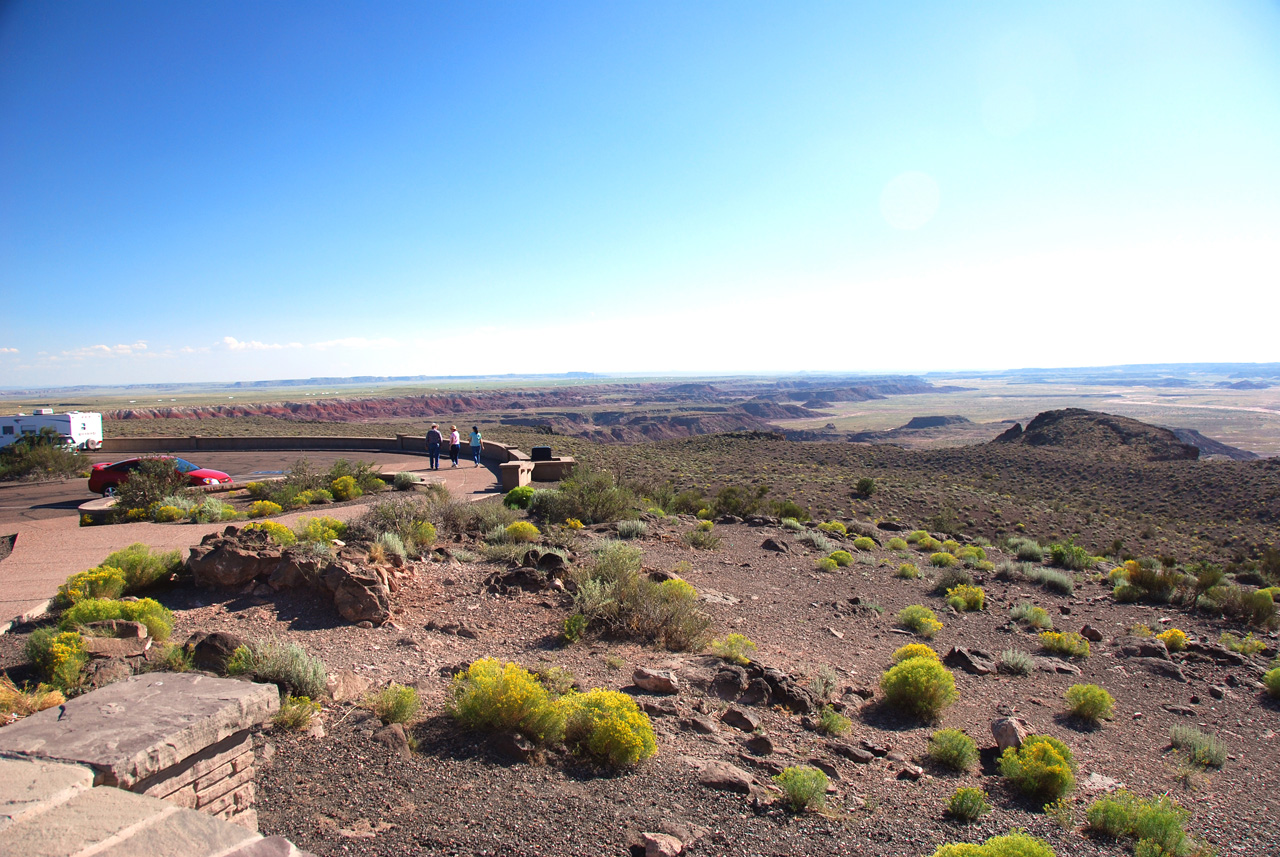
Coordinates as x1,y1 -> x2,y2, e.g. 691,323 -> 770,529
0,674 -> 279,788
0,757 -> 94,831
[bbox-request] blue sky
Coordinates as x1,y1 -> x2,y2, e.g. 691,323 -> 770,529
2,1 -> 1278,386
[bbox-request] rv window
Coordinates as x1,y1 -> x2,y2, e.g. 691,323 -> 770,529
2,426 -> 12,435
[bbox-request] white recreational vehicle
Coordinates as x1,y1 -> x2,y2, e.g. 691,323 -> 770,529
0,410 -> 103,450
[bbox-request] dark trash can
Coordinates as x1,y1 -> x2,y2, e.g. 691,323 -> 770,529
531,446 -> 553,462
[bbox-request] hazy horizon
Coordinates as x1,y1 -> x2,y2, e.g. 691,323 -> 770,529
4,1 -> 1278,386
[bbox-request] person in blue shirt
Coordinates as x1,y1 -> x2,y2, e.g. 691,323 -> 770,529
469,426 -> 482,467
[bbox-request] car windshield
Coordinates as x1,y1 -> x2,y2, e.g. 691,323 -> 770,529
172,458 -> 199,473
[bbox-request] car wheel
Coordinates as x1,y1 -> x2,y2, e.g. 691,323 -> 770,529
103,486 -> 117,497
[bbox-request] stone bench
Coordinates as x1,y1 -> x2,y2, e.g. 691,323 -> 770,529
0,674 -> 285,841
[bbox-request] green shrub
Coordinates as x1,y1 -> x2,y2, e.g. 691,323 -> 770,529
225,638 -> 327,698
880,657 -> 958,720
799,531 -> 833,553
682,528 -> 721,550
25,628 -> 88,690
114,458 -> 193,517
887,537 -> 909,551
929,832 -> 1055,857
710,633 -> 757,665
99,543 -> 182,592
1049,540 -> 1096,571
817,521 -> 846,536
1026,566 -> 1075,595
504,486 -> 535,509
249,500 -> 283,518
537,466 -> 634,525
828,550 -> 854,567
561,689 -> 656,768
449,658 -> 564,741
1169,725 -> 1225,769
1220,631 -> 1266,654
896,562 -> 920,579
946,584 -> 985,611
616,519 -> 647,539
917,535 -> 943,552
60,597 -> 174,642
816,557 -> 839,572
1064,684 -> 1114,723
893,643 -> 940,663
929,729 -> 978,771
999,734 -> 1076,801
367,683 -> 421,724
273,695 -> 321,731
898,604 -> 943,638
1265,667 -> 1280,698
56,566 -> 127,606
852,536 -> 876,552
562,613 -> 587,643
294,516 -> 347,544
192,496 -> 238,522
0,429 -> 84,481
932,566 -> 973,594
855,476 -> 876,497
1039,631 -> 1090,658
817,705 -> 852,737
1086,790 -> 1196,855
325,458 -> 384,495
946,787 -> 991,822
330,475 -> 362,501
906,529 -> 928,544
773,766 -> 828,812
1011,602 -> 1053,629
931,552 -> 959,568
999,649 -> 1034,675
1009,537 -> 1045,562
375,532 -> 407,559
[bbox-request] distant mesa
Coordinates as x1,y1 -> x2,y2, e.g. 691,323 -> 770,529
993,408 -> 1201,461
1169,428 -> 1259,461
901,415 -> 970,430
1216,380 -> 1271,390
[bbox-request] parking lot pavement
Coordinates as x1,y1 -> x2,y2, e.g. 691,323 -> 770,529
0,452 -> 500,631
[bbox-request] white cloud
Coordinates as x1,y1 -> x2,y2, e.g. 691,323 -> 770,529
0,347 -> 17,354
222,336 -> 303,351
58,341 -> 148,359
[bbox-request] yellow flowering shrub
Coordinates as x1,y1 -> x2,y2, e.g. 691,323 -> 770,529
294,516 -> 347,544
244,521 -> 297,546
330,475 -> 361,501
1040,631 -> 1091,658
892,643 -> 940,663
248,500 -> 282,518
449,658 -> 564,742
151,505 -> 184,523
898,604 -> 943,638
946,584 -> 986,612
26,629 -> 88,690
656,578 -> 698,602
565,518 -> 584,530
505,521 -> 540,543
56,566 -> 126,606
1156,628 -> 1188,652
60,597 -> 174,642
560,689 -> 657,768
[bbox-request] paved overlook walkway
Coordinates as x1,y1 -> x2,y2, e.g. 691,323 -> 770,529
0,453 -> 500,631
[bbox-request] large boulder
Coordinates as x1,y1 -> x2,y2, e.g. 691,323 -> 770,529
185,631 -> 246,673
268,550 -> 327,591
328,561 -> 391,625
187,540 -> 282,587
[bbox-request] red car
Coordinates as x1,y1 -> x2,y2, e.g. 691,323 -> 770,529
88,457 -> 234,496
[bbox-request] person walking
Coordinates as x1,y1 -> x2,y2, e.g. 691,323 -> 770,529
469,426 -> 482,467
449,426 -> 461,468
426,423 -> 442,470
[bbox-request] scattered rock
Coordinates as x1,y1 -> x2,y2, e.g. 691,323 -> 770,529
696,760 -> 754,793
991,717 -> 1030,753
897,762 -> 924,781
1162,703 -> 1196,716
329,561 -> 392,625
327,669 -> 373,704
712,665 -> 748,700
744,734 -> 775,756
1116,635 -> 1171,660
1131,658 -> 1187,682
1080,772 -> 1124,794
491,730 -> 539,763
683,716 -> 720,735
829,743 -> 875,764
859,739 -> 890,757
185,631 -> 246,673
1079,625 -> 1103,642
720,707 -> 761,732
807,758 -> 840,779
760,538 -> 791,553
943,647 -> 996,675
633,667 -> 680,695
641,699 -> 679,718
372,723 -> 411,755
641,832 -> 684,857
187,539 -> 282,587
738,678 -> 772,706
1033,657 -> 1082,675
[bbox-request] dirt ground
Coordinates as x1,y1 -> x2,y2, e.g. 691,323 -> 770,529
6,505 -> 1271,856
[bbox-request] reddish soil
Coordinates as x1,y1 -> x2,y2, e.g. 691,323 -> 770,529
4,507 -> 1273,855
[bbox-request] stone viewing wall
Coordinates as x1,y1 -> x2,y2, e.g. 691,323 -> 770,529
0,673 -> 278,831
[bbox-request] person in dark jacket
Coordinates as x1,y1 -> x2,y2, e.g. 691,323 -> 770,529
426,424 -> 442,470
